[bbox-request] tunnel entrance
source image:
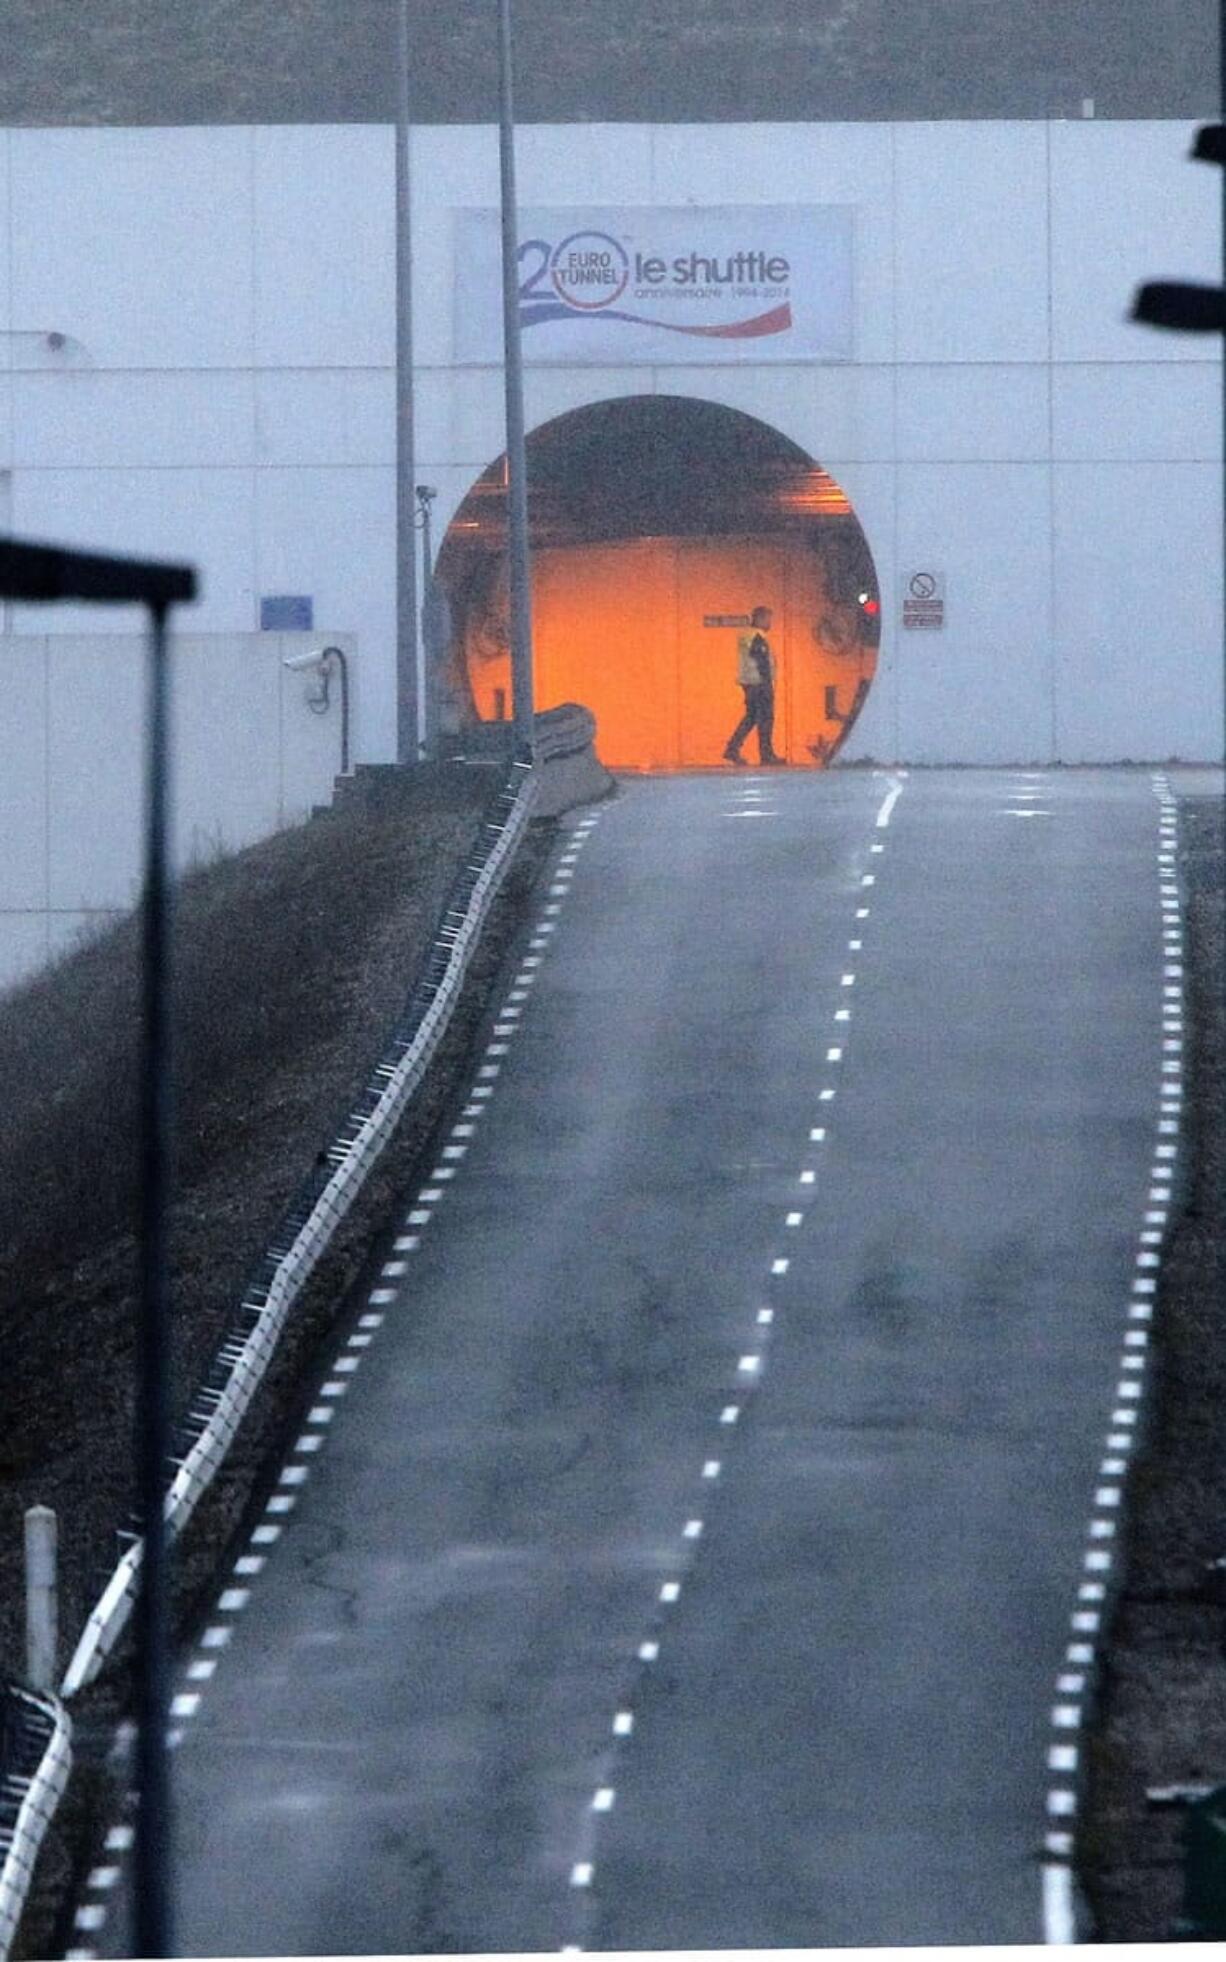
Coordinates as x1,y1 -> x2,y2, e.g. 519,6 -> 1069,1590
436,395 -> 880,770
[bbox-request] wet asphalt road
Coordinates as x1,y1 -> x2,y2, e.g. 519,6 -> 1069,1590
95,767 -> 1169,1955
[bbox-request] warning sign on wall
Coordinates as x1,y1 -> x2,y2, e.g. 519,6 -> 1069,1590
901,570 -> 945,630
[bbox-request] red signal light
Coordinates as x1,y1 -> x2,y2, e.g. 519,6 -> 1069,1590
860,597 -> 880,617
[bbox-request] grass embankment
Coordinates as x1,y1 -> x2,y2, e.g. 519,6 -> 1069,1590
0,762 -> 554,1957
1081,796 -> 1226,1939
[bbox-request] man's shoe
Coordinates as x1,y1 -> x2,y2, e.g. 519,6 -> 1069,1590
723,748 -> 747,766
761,754 -> 788,766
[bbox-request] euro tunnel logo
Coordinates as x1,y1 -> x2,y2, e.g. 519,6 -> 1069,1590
548,231 -> 631,311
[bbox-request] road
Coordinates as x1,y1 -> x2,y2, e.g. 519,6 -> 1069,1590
84,766 -> 1172,1955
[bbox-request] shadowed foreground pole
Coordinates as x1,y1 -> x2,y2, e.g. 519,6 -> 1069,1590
134,596 -> 173,1959
497,0 -> 535,755
0,537 -> 195,1960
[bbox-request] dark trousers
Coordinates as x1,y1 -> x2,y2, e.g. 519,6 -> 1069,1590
726,683 -> 777,761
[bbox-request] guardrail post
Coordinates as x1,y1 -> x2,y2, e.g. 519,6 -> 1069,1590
24,1508 -> 57,1694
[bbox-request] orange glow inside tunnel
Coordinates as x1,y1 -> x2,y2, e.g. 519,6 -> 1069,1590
458,534 -> 879,771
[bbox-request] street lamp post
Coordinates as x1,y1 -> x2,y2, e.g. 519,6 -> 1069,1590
0,537 -> 196,1962
415,484 -> 438,755
396,0 -> 422,762
496,0 -> 536,756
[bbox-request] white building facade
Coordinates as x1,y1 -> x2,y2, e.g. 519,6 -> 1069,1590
0,117 -> 1222,978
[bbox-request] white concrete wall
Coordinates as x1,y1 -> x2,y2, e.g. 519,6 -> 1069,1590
0,117 -> 1221,783
0,632 -> 348,993
1,125 -> 393,760
411,119 -> 1224,767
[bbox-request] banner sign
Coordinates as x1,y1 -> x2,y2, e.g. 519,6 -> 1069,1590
452,205 -> 854,366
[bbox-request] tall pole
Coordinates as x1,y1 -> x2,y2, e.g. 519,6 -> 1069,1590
497,0 -> 535,755
134,599 -> 173,1961
419,489 -> 434,755
396,0 -> 422,761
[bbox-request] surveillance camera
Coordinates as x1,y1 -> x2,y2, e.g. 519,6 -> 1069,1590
282,648 -> 327,672
415,484 -> 438,501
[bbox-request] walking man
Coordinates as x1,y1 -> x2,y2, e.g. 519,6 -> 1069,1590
723,605 -> 785,765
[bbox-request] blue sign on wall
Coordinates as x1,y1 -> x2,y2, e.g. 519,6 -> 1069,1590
260,594 -> 314,630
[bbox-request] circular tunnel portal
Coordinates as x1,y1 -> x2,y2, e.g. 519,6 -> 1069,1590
436,395 -> 880,770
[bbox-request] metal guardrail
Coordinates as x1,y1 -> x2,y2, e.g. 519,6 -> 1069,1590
62,753 -> 538,1695
0,1684 -> 72,1960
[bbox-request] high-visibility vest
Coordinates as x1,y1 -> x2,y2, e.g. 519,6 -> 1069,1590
736,628 -> 775,687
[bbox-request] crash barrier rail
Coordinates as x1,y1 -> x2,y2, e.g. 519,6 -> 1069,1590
62,752 -> 538,1697
0,1683 -> 72,1960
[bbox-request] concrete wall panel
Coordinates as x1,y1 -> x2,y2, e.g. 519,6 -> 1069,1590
894,123 -> 1050,364
1050,120 -> 1221,363
895,463 -> 1055,763
9,128 -> 253,369
13,371 -> 256,468
0,130 -> 10,375
254,126 -> 395,368
11,466 -> 257,637
520,124 -> 655,202
255,467 -> 394,760
170,635 -> 283,866
1052,362 -> 1222,461
0,638 -> 49,907
1053,462 -> 1225,760
46,635 -> 145,911
897,365 -> 1050,462
255,370 -> 396,466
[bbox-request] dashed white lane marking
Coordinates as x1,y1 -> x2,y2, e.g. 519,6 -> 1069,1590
564,780 -> 907,1945
1043,772 -> 1181,1939
1043,1863 -> 1076,1943
79,812 -> 610,1957
875,781 -> 904,827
